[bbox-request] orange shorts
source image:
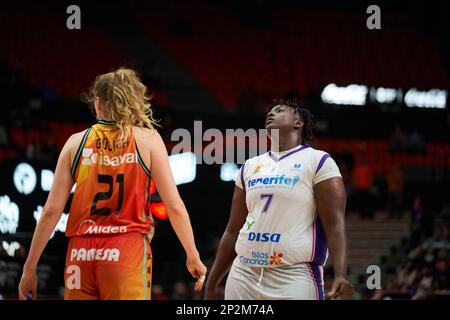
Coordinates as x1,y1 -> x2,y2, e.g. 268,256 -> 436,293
64,232 -> 152,300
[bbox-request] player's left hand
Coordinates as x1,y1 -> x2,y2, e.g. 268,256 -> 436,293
327,276 -> 354,300
186,255 -> 207,292
18,268 -> 37,300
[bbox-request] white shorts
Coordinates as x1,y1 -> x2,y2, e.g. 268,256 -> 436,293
225,258 -> 324,300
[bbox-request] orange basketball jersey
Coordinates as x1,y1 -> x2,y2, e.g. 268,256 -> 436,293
66,120 -> 154,238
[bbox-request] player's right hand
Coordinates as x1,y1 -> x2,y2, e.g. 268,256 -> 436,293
186,256 -> 207,292
327,276 -> 354,300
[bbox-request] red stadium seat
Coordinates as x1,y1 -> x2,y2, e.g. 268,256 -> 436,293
8,127 -> 27,149
131,6 -> 449,108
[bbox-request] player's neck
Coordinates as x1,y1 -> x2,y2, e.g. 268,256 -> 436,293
97,116 -> 114,122
271,132 -> 303,153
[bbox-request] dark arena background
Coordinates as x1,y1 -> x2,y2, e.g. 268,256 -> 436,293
0,0 -> 449,301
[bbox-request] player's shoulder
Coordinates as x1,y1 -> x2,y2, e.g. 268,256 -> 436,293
133,126 -> 165,155
66,128 -> 90,148
243,152 -> 269,168
133,126 -> 159,140
305,145 -> 330,159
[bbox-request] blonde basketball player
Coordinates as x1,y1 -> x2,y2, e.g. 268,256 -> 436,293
18,68 -> 206,300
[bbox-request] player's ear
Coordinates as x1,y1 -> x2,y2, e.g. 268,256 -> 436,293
293,117 -> 303,130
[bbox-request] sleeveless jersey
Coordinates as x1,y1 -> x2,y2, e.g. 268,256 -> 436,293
66,120 -> 154,238
235,144 -> 341,268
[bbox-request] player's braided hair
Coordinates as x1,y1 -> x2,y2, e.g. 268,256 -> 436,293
266,99 -> 314,144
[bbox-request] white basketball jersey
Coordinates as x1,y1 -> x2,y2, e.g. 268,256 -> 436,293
235,144 -> 341,268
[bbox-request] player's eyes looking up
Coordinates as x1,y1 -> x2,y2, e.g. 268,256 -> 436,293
266,105 -> 289,117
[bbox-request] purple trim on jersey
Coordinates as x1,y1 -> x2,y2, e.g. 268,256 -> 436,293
315,154 -> 330,174
268,152 -> 279,162
268,144 -> 310,162
312,216 -> 328,265
309,263 -> 324,300
240,162 -> 246,192
306,263 -> 319,300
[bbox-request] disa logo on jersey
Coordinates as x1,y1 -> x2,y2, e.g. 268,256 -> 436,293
81,148 -> 137,166
248,232 -> 281,243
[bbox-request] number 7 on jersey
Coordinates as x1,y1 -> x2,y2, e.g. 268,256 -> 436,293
260,193 -> 274,213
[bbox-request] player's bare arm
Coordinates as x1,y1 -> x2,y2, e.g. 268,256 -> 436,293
204,185 -> 248,299
147,129 -> 207,291
18,132 -> 83,299
314,177 -> 354,300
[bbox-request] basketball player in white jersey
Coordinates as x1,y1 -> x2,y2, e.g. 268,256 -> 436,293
205,100 -> 353,300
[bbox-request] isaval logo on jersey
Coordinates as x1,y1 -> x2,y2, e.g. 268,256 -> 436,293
82,148 -> 137,166
291,163 -> 302,171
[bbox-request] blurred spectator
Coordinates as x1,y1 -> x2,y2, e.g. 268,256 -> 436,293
411,196 -> 425,225
381,212 -> 450,299
443,224 -> 450,242
41,135 -> 58,161
387,246 -> 405,269
26,137 -> 57,162
422,225 -> 450,250
0,245 -> 7,257
398,260 -> 417,288
0,121 -> 8,147
412,266 -> 433,299
26,140 -> 37,159
389,125 -> 407,152
370,288 -> 384,300
371,276 -> 409,300
338,160 -> 353,198
14,245 -> 27,260
407,245 -> 424,262
171,281 -> 191,300
423,247 -> 436,267
405,128 -> 425,153
387,163 -> 405,219
351,156 -> 375,219
432,258 -> 449,291
152,284 -> 170,300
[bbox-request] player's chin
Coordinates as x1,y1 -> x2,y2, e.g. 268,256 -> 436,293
265,122 -> 277,130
